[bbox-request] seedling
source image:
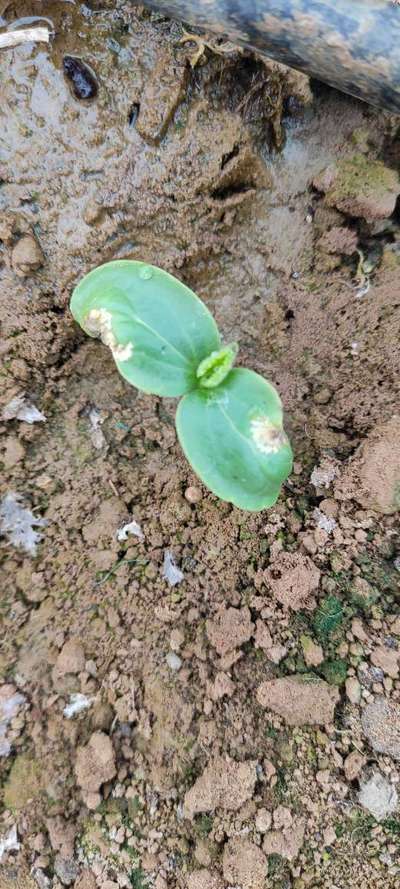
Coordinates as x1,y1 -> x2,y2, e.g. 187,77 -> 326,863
70,261 -> 292,510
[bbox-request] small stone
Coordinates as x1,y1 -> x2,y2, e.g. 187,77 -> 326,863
323,826 -> 337,846
184,486 -> 202,504
345,677 -> 362,705
56,639 -> 85,675
166,652 -> 182,671
344,750 -> 365,782
53,856 -> 78,886
183,754 -> 257,818
84,791 -> 101,810
301,635 -> 324,667
370,646 -> 399,679
254,619 -> 272,651
75,731 -> 116,794
223,836 -> 267,889
316,769 -> 331,786
351,618 -> 368,642
361,698 -> 400,761
358,771 -> 398,821
255,807 -> 272,833
257,675 -> 339,725
11,234 -> 44,277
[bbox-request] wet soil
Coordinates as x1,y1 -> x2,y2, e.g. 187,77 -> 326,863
1,3 -> 400,889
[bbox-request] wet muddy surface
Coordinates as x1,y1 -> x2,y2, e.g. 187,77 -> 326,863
1,3 -> 400,889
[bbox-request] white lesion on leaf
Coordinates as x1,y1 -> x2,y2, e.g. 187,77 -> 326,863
250,415 -> 287,454
85,308 -> 133,362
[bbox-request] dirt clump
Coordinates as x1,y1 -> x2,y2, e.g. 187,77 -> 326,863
136,45 -> 188,144
257,675 -> 339,725
263,816 -> 305,861
3,754 -> 42,810
335,416 -> 400,514
55,638 -> 86,675
11,233 -> 44,277
223,836 -> 267,889
206,606 -> 254,655
75,731 -> 116,805
186,870 -> 224,889
263,551 -> 320,611
183,754 -> 257,817
313,154 -> 400,221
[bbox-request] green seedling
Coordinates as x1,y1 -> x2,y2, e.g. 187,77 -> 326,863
70,260 -> 292,511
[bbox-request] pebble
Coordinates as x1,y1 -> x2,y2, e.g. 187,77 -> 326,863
54,855 -> 79,886
184,486 -> 202,503
345,676 -> 361,704
63,56 -> 98,100
370,646 -> 399,678
344,750 -> 365,781
11,234 -> 44,277
255,807 -> 272,832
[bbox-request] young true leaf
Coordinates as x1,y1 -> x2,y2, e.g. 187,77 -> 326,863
70,260 -> 220,397
70,260 -> 292,511
176,369 -> 292,511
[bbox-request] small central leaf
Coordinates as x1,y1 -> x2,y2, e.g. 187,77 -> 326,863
196,342 -> 238,389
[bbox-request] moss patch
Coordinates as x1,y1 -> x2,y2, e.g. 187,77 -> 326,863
3,755 -> 42,810
328,154 -> 398,202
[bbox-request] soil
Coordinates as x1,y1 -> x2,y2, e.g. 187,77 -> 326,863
1,3 -> 400,889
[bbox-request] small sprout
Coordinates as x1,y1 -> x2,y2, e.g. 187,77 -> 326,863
196,342 -> 238,388
70,261 -> 292,511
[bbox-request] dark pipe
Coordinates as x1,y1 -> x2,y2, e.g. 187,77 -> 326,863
139,0 -> 400,113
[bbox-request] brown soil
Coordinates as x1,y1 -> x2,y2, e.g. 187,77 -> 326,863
1,3 -> 400,889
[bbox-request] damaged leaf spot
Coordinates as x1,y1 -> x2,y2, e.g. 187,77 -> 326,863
85,308 -> 133,362
250,416 -> 288,455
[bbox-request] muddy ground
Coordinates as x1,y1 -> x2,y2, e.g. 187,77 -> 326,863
1,3 -> 400,889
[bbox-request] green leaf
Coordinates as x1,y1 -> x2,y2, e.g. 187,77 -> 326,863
176,368 -> 292,511
70,260 -> 220,397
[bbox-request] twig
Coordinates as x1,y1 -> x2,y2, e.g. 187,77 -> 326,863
0,27 -> 49,49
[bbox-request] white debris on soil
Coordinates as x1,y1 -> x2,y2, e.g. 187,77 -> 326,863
0,492 -> 47,555
310,457 -> 340,489
166,652 -> 182,671
358,771 -> 398,821
0,687 -> 26,757
0,27 -> 50,51
2,394 -> 46,423
116,518 -> 144,542
162,549 -> 184,586
0,824 -> 19,861
63,694 -> 93,719
88,408 -> 107,450
313,507 -> 337,533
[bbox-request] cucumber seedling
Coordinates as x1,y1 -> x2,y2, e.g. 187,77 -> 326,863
70,260 -> 292,511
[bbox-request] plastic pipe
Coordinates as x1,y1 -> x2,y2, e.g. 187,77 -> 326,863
139,0 -> 400,113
